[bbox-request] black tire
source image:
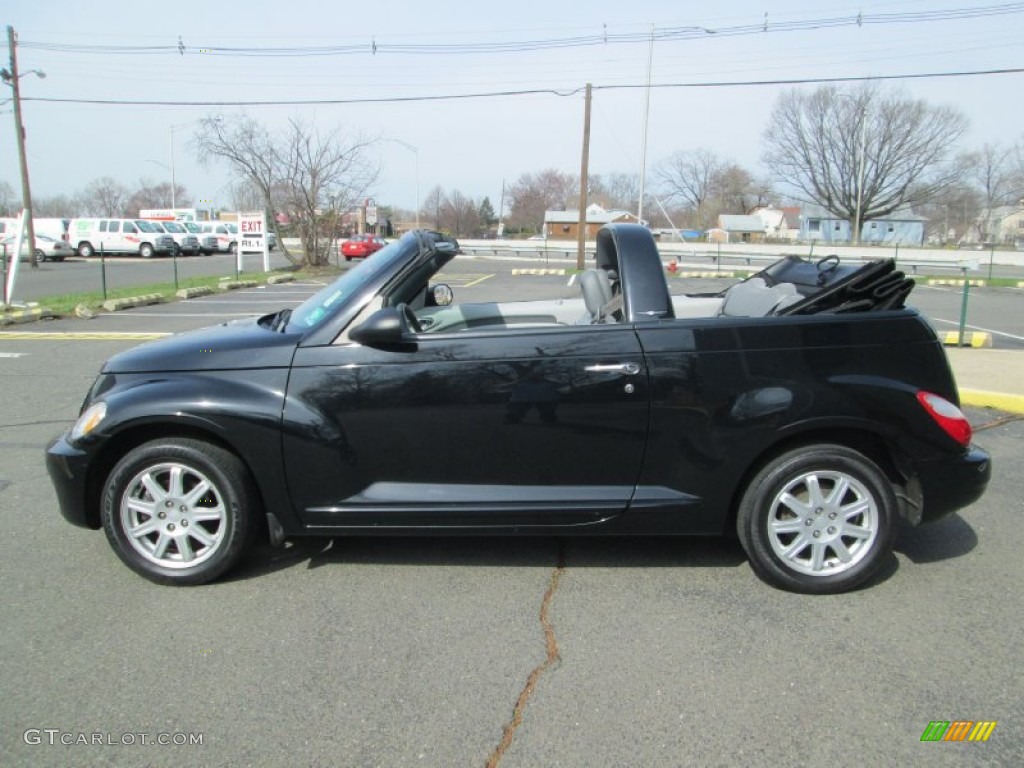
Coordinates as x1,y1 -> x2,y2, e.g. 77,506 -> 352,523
35,248 -> 46,262
101,438 -> 257,586
736,444 -> 897,594
228,241 -> 238,255
78,242 -> 95,258
139,243 -> 155,259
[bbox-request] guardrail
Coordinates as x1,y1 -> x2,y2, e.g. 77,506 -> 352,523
458,240 -> 995,277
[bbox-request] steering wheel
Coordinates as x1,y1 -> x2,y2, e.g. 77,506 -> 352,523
816,255 -> 840,273
400,303 -> 423,334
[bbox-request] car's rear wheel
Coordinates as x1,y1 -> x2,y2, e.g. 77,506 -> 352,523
736,444 -> 896,594
140,243 -> 155,258
101,438 -> 256,586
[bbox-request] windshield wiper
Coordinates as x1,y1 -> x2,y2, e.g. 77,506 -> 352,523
270,308 -> 292,332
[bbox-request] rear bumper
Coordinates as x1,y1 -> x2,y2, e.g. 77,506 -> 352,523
45,431 -> 98,529
915,445 -> 991,524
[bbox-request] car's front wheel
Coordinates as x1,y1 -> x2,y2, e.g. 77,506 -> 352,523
736,444 -> 897,594
78,242 -> 94,258
101,438 -> 257,585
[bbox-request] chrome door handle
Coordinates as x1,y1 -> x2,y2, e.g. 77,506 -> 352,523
584,362 -> 641,375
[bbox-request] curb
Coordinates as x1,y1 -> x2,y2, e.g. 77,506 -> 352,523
176,286 -> 217,299
960,388 -> 1024,415
927,279 -> 986,287
102,293 -> 164,312
940,331 -> 993,348
267,274 -> 295,285
512,269 -> 568,276
218,279 -> 261,290
0,306 -> 58,325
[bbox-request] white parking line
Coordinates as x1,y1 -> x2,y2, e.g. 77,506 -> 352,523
0,351 -> 27,357
933,317 -> 1024,342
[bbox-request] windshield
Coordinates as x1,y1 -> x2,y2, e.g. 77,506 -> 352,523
135,221 -> 163,233
182,223 -> 201,233
162,221 -> 186,233
286,238 -> 415,332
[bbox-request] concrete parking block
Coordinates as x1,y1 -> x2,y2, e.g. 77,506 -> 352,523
0,306 -> 57,325
101,293 -> 165,312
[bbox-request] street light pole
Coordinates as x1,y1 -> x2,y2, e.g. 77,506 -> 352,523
3,26 -> 43,270
170,125 -> 177,210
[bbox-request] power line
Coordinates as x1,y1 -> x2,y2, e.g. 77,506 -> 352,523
19,3 -> 1024,58
20,67 -> 1024,108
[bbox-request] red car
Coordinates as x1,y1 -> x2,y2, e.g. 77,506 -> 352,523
340,234 -> 387,261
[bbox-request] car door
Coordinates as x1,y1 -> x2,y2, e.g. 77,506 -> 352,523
281,324 -> 650,528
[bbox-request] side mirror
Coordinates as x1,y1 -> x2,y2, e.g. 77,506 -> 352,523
348,307 -> 412,345
430,283 -> 454,307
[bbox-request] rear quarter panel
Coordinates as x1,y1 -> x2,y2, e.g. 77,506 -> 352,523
634,309 -> 959,534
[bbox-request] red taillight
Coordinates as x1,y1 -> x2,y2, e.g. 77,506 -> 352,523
916,391 -> 972,446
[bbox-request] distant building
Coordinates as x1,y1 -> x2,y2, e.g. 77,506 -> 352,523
975,203 -> 1024,246
799,206 -> 926,245
543,204 -> 640,241
711,214 -> 766,243
750,206 -> 801,241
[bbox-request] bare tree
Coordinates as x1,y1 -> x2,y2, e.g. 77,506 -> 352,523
506,169 -> 578,232
655,149 -> 723,229
124,179 -> 191,215
0,180 -> 16,216
31,194 -> 78,217
195,114 -> 378,266
423,185 -> 445,229
438,189 -> 480,237
80,176 -> 129,217
763,83 -> 968,243
601,172 -> 640,212
965,142 -> 1016,209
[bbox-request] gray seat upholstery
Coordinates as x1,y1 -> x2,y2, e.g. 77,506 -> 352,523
578,269 -> 617,324
719,278 -> 800,317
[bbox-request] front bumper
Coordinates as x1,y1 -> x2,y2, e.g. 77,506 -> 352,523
45,431 -> 99,529
915,444 -> 991,524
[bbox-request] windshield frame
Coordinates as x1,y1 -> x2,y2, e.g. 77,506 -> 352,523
284,235 -> 420,340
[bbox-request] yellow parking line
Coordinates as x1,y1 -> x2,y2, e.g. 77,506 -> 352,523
461,274 -> 495,288
0,331 -> 171,340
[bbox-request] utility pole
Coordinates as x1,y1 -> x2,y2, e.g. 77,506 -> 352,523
4,26 -> 39,269
576,83 -> 592,271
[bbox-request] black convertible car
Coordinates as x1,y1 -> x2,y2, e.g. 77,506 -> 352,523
46,225 -> 990,593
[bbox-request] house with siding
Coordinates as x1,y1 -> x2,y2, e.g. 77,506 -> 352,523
542,204 -> 639,241
799,206 -> 926,245
750,206 -> 801,241
710,214 -> 766,243
975,203 -> 1024,246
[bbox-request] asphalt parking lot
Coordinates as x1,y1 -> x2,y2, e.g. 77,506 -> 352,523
1,265 -> 1022,767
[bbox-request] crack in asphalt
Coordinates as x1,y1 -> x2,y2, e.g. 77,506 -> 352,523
972,413 -> 1024,431
485,541 -> 566,768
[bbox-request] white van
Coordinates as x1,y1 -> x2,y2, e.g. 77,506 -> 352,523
198,221 -> 239,254
0,217 -> 70,240
69,218 -> 177,258
148,220 -> 201,256
181,221 -> 219,255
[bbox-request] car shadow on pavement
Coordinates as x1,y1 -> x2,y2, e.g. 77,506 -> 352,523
894,512 -> 978,564
229,535 -> 749,582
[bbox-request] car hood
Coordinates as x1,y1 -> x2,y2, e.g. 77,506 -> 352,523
102,315 -> 299,373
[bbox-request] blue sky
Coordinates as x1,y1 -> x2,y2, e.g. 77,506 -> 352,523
3,0 -> 1022,213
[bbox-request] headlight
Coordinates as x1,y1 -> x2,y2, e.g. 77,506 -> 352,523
70,401 -> 107,442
